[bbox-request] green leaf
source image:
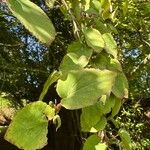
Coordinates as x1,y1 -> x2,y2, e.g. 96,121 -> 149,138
94,20 -> 109,34
5,101 -> 55,150
109,58 -> 122,72
100,0 -> 112,19
119,129 -> 132,150
44,105 -> 55,121
39,71 -> 60,101
92,54 -> 122,72
99,95 -> 115,114
95,143 -> 107,150
45,0 -> 55,9
102,33 -> 118,58
7,0 -> 56,45
83,134 -> 107,150
91,0 -> 102,13
60,41 -> 93,72
112,73 -> 128,98
92,53 -> 109,70
56,69 -> 116,109
83,28 -> 105,52
111,97 -> 122,117
81,102 -> 103,132
93,116 -> 107,132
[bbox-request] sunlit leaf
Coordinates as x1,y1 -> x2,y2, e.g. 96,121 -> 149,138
100,0 -> 112,19
102,33 -> 117,58
5,101 -> 55,150
7,0 -> 56,45
83,28 -> 105,52
60,41 -> 92,72
83,134 -> 107,150
112,73 -> 128,98
109,58 -> 122,72
56,69 -> 116,109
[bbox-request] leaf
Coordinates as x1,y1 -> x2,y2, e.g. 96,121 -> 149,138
93,116 -> 107,132
7,0 -> 56,45
99,95 -> 116,114
112,73 -> 128,98
81,103 -> 103,132
119,129 -> 132,150
95,143 -> 107,150
100,0 -> 112,19
44,105 -> 55,120
45,0 -> 55,9
83,28 -> 105,52
5,101 -> 55,150
102,33 -> 118,58
83,134 -> 107,150
91,0 -> 102,13
94,20 -> 109,34
92,54 -> 122,72
92,53 -> 109,70
60,41 -> 93,72
56,69 -> 117,109
109,58 -> 122,72
111,97 -> 122,117
39,71 -> 60,101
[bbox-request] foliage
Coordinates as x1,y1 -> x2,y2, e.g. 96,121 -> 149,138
0,0 -> 149,150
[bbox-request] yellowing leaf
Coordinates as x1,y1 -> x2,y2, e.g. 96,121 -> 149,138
7,0 -> 56,45
56,69 -> 117,109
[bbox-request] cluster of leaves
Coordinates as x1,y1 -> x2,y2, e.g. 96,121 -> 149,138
0,0 -> 149,150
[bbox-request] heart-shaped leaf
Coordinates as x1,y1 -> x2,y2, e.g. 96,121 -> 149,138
56,69 -> 117,109
5,101 -> 55,150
